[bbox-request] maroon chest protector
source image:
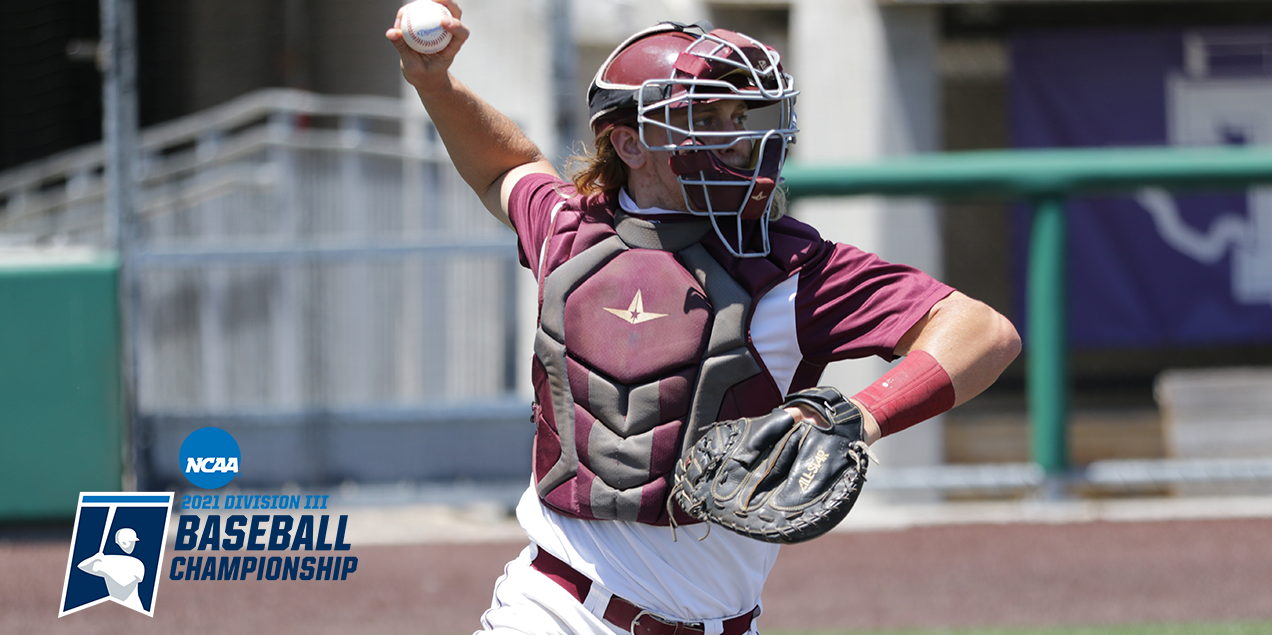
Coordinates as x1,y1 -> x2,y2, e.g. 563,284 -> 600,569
531,204 -> 813,526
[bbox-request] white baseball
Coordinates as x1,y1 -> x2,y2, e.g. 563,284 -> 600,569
401,1 -> 453,54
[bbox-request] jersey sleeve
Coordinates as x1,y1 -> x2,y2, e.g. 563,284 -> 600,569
795,241 -> 954,363
507,173 -> 575,280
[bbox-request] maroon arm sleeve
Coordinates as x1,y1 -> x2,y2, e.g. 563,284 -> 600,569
853,349 -> 956,437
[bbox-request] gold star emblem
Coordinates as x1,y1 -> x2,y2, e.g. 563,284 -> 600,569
603,290 -> 668,325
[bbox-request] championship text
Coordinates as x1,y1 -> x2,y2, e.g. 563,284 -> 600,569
170,514 -> 357,582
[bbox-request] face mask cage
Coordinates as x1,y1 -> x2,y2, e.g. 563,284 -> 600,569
672,126 -> 790,258
633,31 -> 799,258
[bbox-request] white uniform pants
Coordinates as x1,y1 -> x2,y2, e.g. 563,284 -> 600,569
476,545 -> 759,635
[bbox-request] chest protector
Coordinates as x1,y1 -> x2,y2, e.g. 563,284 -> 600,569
531,205 -> 814,526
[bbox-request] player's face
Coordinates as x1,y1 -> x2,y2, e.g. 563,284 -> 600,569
666,99 -> 753,168
631,98 -> 757,212
119,538 -> 135,553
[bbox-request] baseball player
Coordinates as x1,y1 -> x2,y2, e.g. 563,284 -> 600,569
387,4 -> 1020,634
77,527 -> 146,611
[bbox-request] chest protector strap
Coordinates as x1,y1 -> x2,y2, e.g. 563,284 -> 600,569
532,213 -> 765,525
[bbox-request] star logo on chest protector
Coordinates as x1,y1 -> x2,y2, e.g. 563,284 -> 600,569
603,290 -> 668,325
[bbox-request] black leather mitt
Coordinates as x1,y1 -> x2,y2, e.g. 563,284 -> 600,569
672,386 -> 873,544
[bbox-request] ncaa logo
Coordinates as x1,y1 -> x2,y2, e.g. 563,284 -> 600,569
60,493 -> 175,617
180,427 -> 241,489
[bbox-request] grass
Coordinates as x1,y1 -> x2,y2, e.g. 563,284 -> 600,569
770,623 -> 1272,635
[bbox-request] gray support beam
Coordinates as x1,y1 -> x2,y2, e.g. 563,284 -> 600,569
101,0 -> 141,490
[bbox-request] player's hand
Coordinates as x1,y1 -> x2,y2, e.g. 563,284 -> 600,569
385,1 -> 469,91
787,399 -> 880,444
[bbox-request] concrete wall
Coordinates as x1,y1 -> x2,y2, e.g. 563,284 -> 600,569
308,0 -> 406,97
176,0 -> 406,114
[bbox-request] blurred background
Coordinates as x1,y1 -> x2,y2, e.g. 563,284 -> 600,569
2,0 -> 1272,524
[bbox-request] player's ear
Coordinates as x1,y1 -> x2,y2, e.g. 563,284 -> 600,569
610,125 -> 646,169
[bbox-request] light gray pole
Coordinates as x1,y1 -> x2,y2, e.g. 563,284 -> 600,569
549,0 -> 577,166
101,0 -> 142,490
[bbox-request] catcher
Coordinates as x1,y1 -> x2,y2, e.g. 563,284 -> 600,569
387,4 -> 1020,634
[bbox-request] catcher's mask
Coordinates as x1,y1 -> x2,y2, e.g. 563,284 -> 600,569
588,22 -> 799,258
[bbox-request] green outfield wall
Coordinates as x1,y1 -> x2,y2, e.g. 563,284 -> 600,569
0,255 -> 123,521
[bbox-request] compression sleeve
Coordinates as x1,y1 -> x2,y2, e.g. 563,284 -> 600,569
852,350 -> 956,437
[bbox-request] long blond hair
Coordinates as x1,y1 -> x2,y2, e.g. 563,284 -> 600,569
568,127 -> 628,197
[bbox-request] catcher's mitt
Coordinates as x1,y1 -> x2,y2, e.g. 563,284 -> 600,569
671,386 -> 874,544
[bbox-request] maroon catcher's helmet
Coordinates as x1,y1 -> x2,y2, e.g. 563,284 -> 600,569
588,22 -> 799,258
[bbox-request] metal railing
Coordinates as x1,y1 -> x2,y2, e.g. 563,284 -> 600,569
9,91 -> 1272,492
784,146 -> 1272,484
0,88 -> 527,488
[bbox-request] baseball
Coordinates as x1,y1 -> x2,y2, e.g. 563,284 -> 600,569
401,1 -> 453,54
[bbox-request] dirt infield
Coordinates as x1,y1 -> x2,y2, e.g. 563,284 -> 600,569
6,516 -> 1272,635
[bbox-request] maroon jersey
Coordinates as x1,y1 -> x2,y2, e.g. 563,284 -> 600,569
509,174 -> 952,525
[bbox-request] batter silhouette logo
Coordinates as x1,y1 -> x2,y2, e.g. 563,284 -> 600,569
59,493 -> 175,617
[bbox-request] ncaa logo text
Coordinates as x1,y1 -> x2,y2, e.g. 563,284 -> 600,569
60,493 -> 175,617
185,456 -> 240,474
180,427 -> 241,489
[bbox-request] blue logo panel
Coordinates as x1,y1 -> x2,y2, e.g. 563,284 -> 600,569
180,427 -> 242,489
60,493 -> 175,617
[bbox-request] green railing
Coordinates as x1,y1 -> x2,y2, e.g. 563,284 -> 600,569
783,145 -> 1272,477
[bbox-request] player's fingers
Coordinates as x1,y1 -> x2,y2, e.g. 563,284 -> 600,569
439,15 -> 469,51
387,31 -> 431,77
387,4 -> 410,48
436,0 -> 462,20
409,13 -> 467,61
385,28 -> 415,58
785,404 -> 830,429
